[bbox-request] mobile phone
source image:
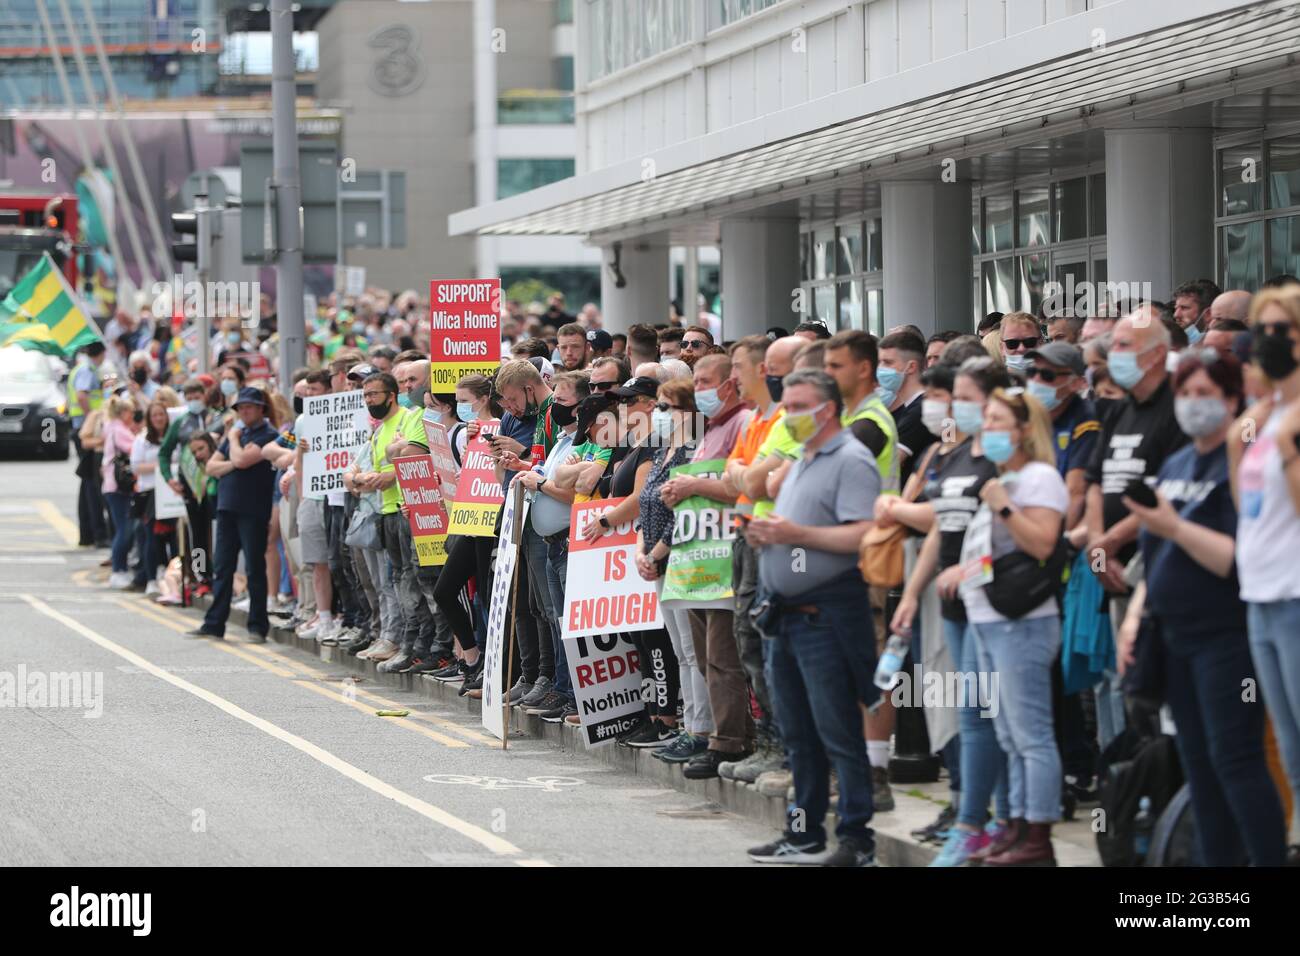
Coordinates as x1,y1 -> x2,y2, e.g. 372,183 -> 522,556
1124,477 -> 1157,508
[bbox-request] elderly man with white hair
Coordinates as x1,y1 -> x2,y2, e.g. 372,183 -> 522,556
1083,305 -> 1189,748
126,349 -> 159,399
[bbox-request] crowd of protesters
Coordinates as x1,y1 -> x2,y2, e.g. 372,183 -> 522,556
63,276 -> 1300,868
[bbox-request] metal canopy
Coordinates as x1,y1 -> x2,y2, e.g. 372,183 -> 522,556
452,0 -> 1300,240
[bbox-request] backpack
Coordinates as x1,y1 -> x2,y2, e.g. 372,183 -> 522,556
1095,731 -> 1184,867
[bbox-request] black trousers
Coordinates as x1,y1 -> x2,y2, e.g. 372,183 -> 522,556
432,534 -> 495,651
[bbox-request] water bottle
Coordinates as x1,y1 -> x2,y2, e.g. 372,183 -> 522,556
874,632 -> 910,691
1133,795 -> 1154,864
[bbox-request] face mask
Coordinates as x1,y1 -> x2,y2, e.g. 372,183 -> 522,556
366,396 -> 392,420
766,374 -> 784,404
877,365 -> 904,399
981,429 -> 1016,464
131,368 -> 149,385
784,403 -> 827,444
1253,329 -> 1300,382
188,399 -> 206,416
650,408 -> 675,440
551,350 -> 564,366
220,379 -> 238,397
226,332 -> 241,346
1108,347 -> 1154,391
922,399 -> 949,437
1185,323 -> 1204,346
550,401 -> 576,428
523,387 -> 539,418
952,399 -> 984,435
695,387 -> 722,418
132,409 -> 144,424
1004,353 -> 1028,373
1174,396 -> 1229,438
397,393 -> 414,409
408,386 -> 429,410
457,401 -> 476,423
1027,378 -> 1061,412
874,384 -> 897,408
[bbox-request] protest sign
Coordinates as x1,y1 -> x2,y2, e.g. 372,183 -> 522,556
179,445 -> 206,502
153,405 -> 188,519
393,455 -> 450,567
428,279 -> 501,389
482,484 -> 528,742
446,420 -> 503,536
300,391 -> 370,500
423,416 -> 459,501
564,632 -> 644,749
660,458 -> 741,609
563,499 -> 662,638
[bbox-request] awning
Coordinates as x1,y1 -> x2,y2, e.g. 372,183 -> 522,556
450,0 -> 1300,239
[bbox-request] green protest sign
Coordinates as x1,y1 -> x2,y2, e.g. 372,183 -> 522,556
179,446 -> 206,502
660,458 -> 741,609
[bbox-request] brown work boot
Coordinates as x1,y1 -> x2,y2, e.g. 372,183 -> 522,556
983,822 -> 1056,867
967,819 -> 1025,866
365,639 -> 401,662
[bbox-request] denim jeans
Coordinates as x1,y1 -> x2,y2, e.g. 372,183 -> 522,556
520,526 -> 557,682
942,617 -> 1009,828
203,510 -> 269,637
656,582 -> 713,737
105,491 -> 134,573
970,616 -> 1062,824
1166,622 -> 1285,866
1248,599 -> 1300,832
359,546 -> 401,644
767,587 -> 875,848
544,536 -> 574,703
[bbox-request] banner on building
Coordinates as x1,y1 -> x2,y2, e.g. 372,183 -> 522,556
563,498 -> 662,638
660,458 -> 740,609
482,484 -> 528,742
393,454 -> 450,567
300,391 -> 370,500
446,420 -> 504,536
565,633 -> 645,749
427,279 -> 501,389
423,416 -> 459,501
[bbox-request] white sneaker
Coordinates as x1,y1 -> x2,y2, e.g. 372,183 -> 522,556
145,580 -> 160,597
107,571 -> 132,589
315,619 -> 342,644
298,616 -> 331,640
232,595 -> 251,613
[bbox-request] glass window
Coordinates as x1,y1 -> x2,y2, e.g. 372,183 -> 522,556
1268,135 -> 1300,211
866,218 -> 883,272
983,194 -> 1013,254
799,233 -> 810,281
1053,178 -> 1087,243
1269,216 -> 1300,281
1017,186 -> 1050,248
1018,253 -> 1049,314
838,281 -> 862,332
813,285 -> 835,327
812,228 -> 834,280
1221,145 -> 1264,217
1050,260 -> 1087,317
1090,174 -> 1106,236
867,289 -> 884,338
982,258 -> 1014,314
496,158 -> 575,199
556,0 -> 574,24
1221,221 -> 1264,292
836,223 -> 862,276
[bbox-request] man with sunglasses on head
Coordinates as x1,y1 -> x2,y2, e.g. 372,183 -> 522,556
1024,342 -> 1100,531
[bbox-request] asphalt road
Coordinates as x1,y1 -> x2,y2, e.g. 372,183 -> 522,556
0,451 -> 776,866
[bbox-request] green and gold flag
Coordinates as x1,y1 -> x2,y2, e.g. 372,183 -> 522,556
0,254 -> 102,358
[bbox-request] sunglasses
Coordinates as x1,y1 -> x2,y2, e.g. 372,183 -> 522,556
682,339 -> 708,350
1002,337 -> 1039,351
1025,366 -> 1070,383
1258,321 -> 1295,339
591,380 -> 617,391
654,402 -> 683,412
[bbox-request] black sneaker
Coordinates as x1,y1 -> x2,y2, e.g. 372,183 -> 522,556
747,835 -> 830,865
524,689 -> 566,716
621,718 -> 675,749
912,804 -> 958,845
543,701 -> 577,724
683,747 -> 750,779
407,657 -> 447,675
823,837 -> 877,867
432,660 -> 468,682
343,634 -> 372,655
615,715 -> 650,744
458,658 -> 485,696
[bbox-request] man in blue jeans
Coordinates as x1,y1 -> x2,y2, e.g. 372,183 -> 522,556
746,369 -> 880,867
189,387 -> 279,640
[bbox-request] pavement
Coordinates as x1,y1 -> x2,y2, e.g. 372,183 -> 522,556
0,451 -> 1101,866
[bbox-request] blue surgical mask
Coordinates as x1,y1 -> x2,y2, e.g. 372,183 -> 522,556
551,350 -> 563,366
397,393 -> 415,409
1108,350 -> 1147,391
981,429 -> 1016,464
695,387 -> 722,418
877,365 -> 904,399
1027,378 -> 1061,411
187,399 -> 205,416
650,408 -> 675,440
220,379 -> 238,397
874,384 -> 897,408
1004,353 -> 1028,372
226,331 -> 241,346
1185,323 -> 1203,346
952,399 -> 984,435
457,401 -> 475,423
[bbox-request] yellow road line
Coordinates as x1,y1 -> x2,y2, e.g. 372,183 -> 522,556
23,593 -> 527,860
33,499 -> 79,547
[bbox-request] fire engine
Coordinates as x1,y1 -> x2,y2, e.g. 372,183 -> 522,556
0,192 -> 79,300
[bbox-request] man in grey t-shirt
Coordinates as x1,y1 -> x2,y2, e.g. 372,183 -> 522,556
745,370 -> 880,868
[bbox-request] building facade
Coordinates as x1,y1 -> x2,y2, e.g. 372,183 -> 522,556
450,0 -> 1300,337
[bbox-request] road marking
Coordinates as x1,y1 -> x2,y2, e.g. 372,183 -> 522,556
22,594 -> 529,861
0,555 -> 67,563
33,499 -> 79,547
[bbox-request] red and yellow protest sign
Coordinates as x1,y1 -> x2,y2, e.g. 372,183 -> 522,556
563,499 -> 663,638
393,455 -> 450,566
445,420 -> 505,537
428,279 -> 501,390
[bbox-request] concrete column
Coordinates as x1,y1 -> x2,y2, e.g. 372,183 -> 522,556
600,233 -> 670,334
473,0 -> 499,279
1104,128 -> 1214,299
720,205 -> 801,340
881,180 -> 972,337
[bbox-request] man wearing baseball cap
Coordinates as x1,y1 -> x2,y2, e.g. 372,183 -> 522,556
189,386 -> 280,641
586,328 -> 614,361
1024,340 -> 1099,529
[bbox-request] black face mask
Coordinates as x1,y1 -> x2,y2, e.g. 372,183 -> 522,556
1253,329 -> 1300,382
131,368 -> 149,385
766,374 -> 785,404
366,396 -> 392,420
550,401 -> 576,428
293,395 -> 304,415
132,409 -> 144,424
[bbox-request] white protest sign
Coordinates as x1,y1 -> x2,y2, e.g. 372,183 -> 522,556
344,266 -> 366,296
423,416 -> 459,501
481,485 -> 528,741
565,633 -> 645,748
154,406 -> 188,519
300,392 -> 370,500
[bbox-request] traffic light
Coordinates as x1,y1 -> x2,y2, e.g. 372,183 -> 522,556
171,211 -> 199,264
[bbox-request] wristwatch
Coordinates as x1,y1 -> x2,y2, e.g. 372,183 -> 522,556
599,516 -> 611,530
538,477 -> 548,493
999,505 -> 1014,520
